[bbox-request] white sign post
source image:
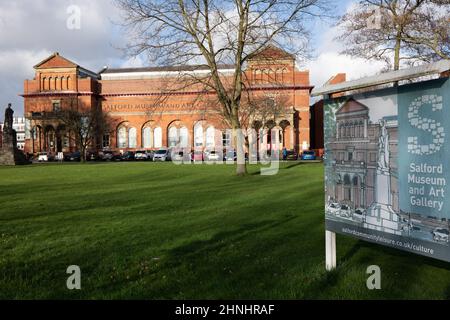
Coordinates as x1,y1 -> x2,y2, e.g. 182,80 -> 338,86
325,230 -> 336,271
314,61 -> 450,269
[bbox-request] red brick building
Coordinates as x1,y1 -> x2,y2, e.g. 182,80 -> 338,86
310,73 -> 346,151
22,46 -> 314,155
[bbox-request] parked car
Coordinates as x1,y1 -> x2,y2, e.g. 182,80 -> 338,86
153,149 -> 170,161
326,202 -> 341,215
353,208 -> 366,222
301,150 -> 316,160
135,150 -> 150,161
37,152 -> 51,162
205,150 -> 221,162
432,228 -> 449,242
193,150 -> 204,162
146,150 -> 155,161
172,151 -> 186,162
87,151 -> 101,161
100,151 -> 114,161
339,204 -> 352,218
224,150 -> 237,162
68,151 -> 81,162
121,151 -> 135,161
285,150 -> 298,160
310,148 -> 324,160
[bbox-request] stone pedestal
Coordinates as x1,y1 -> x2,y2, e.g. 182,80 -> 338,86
0,130 -> 28,165
0,104 -> 29,165
365,168 -> 401,235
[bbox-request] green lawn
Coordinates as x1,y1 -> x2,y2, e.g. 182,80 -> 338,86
0,162 -> 449,299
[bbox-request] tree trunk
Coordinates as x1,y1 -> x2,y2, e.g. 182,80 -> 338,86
80,145 -> 87,163
236,162 -> 247,176
394,32 -> 401,71
231,120 -> 247,176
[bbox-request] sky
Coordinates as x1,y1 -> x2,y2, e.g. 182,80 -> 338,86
0,0 -> 386,121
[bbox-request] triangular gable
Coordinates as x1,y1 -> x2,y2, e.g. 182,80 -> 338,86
250,45 -> 295,61
336,98 -> 369,115
34,53 -> 78,69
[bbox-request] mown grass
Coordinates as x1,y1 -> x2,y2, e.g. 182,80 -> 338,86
0,162 -> 449,299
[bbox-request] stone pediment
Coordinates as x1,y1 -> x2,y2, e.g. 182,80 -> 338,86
336,98 -> 369,115
34,53 -> 78,69
250,45 -> 295,61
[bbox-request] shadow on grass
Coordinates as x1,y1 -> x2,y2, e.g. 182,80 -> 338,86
302,238 -> 450,299
249,161 -> 321,175
3,163 -> 449,299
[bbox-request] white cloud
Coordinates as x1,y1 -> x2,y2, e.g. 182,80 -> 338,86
0,49 -> 52,116
304,1 -> 385,90
307,52 -> 386,88
0,0 -> 388,119
0,0 -> 125,119
120,56 -> 146,68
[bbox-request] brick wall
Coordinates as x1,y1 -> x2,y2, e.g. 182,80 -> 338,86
23,49 -> 314,154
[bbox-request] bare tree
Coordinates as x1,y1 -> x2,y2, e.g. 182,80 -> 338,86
56,103 -> 115,162
336,0 -> 449,71
207,88 -> 291,158
403,1 -> 450,61
115,0 -> 329,175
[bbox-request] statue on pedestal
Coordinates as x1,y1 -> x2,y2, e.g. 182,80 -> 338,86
366,118 -> 399,235
4,103 -> 13,130
377,120 -> 390,170
2,103 -> 16,147
0,103 -> 29,165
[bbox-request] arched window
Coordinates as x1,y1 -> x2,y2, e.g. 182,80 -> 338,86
206,126 -> 215,148
194,122 -> 203,147
222,130 -> 231,148
180,126 -> 189,148
353,176 -> 359,186
143,127 -> 152,148
42,77 -> 47,91
154,127 -> 162,148
344,174 -> 351,201
32,126 -> 38,139
117,126 -> 127,148
49,77 -> 53,90
168,127 -> 178,147
128,127 -> 137,148
67,76 -> 71,90
54,77 -> 58,90
344,174 -> 351,185
275,68 -> 283,82
281,68 -> 287,82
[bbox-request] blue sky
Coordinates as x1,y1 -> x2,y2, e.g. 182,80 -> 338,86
0,0 -> 383,121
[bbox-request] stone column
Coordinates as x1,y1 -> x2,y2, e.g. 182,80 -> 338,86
364,120 -> 368,138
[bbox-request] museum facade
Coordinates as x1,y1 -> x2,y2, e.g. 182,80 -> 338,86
22,46 -> 313,155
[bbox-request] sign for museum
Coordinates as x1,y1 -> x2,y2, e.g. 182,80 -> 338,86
324,77 -> 450,262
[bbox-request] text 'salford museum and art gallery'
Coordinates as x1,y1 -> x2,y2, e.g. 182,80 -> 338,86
22,46 -> 314,155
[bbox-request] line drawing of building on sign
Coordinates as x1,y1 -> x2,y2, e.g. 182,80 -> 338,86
325,97 -> 402,235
